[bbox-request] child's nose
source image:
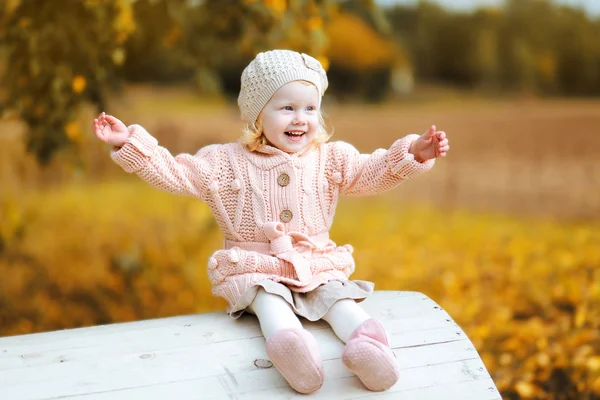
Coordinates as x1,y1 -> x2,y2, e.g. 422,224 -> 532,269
293,112 -> 307,124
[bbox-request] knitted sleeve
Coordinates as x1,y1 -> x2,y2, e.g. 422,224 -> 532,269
327,134 -> 435,196
110,124 -> 217,201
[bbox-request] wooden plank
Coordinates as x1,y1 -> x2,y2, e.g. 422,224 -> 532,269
0,315 -> 463,378
0,337 -> 482,392
9,359 -> 497,400
0,291 -> 427,351
0,291 -> 501,399
0,293 -> 449,371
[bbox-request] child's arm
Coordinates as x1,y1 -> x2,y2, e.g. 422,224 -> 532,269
93,113 -> 215,200
329,125 -> 449,196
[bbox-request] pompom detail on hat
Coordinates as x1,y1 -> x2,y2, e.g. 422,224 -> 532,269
301,53 -> 328,91
301,53 -> 322,72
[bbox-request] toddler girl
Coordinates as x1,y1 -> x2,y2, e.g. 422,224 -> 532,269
93,49 -> 449,394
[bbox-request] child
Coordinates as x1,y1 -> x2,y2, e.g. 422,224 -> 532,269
93,49 -> 449,394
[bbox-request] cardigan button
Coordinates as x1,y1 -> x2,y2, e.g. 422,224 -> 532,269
277,173 -> 290,187
280,209 -> 293,223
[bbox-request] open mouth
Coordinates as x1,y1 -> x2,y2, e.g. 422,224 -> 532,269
285,131 -> 306,140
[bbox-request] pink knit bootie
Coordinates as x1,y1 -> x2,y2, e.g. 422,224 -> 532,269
342,318 -> 400,391
266,328 -> 324,394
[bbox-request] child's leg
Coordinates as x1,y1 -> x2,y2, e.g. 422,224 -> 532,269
323,299 -> 399,392
249,288 -> 324,394
247,288 -> 302,338
322,299 -> 371,342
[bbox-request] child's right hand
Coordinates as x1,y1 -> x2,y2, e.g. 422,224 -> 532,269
93,112 -> 130,148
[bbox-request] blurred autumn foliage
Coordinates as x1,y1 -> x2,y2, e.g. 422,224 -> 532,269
0,0 -> 136,164
1,93 -> 600,399
4,0 -> 599,165
1,184 -> 599,399
0,0 -> 346,164
385,0 -> 600,95
1,1 -> 600,399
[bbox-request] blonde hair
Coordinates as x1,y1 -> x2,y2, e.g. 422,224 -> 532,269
240,81 -> 333,153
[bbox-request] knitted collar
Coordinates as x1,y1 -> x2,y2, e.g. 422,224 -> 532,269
236,140 -> 318,170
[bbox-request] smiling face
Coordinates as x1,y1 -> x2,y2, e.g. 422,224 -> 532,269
259,81 -> 320,154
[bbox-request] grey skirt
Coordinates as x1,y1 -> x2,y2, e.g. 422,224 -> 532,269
229,279 -> 374,321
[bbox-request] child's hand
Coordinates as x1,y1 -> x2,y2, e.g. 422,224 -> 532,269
93,112 -> 130,148
409,125 -> 450,163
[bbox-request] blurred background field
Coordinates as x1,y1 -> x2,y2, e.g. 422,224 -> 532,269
1,0 -> 600,399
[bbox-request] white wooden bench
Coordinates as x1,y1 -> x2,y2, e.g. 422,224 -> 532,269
0,291 -> 501,399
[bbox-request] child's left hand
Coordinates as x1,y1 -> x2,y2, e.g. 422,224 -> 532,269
408,125 -> 450,163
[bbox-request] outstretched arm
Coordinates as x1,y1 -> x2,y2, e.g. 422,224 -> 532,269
93,112 -> 216,200
330,126 -> 450,196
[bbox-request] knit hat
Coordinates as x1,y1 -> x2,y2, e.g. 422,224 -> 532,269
238,49 -> 329,124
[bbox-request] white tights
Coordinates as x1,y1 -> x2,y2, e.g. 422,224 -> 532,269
248,288 -> 371,343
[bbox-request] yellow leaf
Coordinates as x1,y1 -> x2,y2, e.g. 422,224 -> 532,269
499,353 -> 513,366
515,381 -> 537,398
112,48 -> 125,66
308,16 -> 322,30
588,356 -> 600,372
574,304 -> 587,328
536,337 -> 548,350
114,1 -> 135,44
72,76 -> 86,94
536,352 -> 550,367
264,0 -> 286,14
473,324 -> 491,340
65,121 -> 80,140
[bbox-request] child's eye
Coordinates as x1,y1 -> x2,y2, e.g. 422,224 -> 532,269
283,106 -> 293,111
306,106 -> 315,111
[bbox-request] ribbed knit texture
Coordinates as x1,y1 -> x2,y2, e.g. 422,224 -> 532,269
237,50 -> 328,123
111,125 -> 435,310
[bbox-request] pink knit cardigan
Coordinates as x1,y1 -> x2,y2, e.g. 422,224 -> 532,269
111,125 -> 435,310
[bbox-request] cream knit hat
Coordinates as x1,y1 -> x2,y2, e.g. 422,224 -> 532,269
238,49 -> 329,124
